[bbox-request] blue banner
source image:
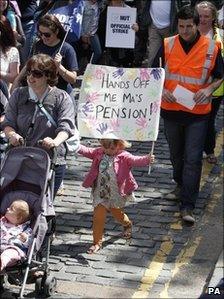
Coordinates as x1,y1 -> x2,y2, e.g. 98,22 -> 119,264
48,0 -> 84,42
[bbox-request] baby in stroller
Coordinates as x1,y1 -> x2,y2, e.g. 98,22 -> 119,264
0,199 -> 32,271
0,146 -> 57,298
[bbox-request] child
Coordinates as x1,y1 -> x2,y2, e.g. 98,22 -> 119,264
78,139 -> 154,254
0,199 -> 32,271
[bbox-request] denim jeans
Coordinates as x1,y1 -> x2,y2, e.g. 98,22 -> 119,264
164,118 -> 209,210
90,34 -> 102,64
54,164 -> 66,197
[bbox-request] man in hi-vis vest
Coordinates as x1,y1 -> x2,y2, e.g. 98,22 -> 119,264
152,5 -> 224,223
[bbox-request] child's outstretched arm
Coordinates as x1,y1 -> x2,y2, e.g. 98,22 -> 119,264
126,152 -> 155,167
77,144 -> 99,160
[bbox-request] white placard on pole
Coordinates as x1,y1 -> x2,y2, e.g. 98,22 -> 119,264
105,7 -> 137,49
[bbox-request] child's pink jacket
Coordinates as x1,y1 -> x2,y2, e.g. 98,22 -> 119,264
78,145 -> 150,196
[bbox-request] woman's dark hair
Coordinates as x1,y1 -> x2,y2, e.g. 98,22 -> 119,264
0,0 -> 10,15
37,14 -> 65,39
26,54 -> 58,87
177,5 -> 200,26
0,18 -> 16,53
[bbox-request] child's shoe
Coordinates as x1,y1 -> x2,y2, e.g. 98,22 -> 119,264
87,243 -> 102,254
123,222 -> 132,239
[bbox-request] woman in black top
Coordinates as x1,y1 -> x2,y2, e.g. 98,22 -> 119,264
12,14 -> 78,95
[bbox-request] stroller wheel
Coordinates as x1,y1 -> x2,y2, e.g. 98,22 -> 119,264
43,275 -> 57,297
0,275 -> 5,291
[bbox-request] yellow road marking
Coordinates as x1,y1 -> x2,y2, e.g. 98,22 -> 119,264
132,241 -> 174,298
160,237 -> 202,298
170,222 -> 182,230
132,129 -> 223,299
204,168 -> 223,215
201,130 -> 223,180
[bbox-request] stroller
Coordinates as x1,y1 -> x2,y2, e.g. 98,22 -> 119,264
0,146 -> 57,298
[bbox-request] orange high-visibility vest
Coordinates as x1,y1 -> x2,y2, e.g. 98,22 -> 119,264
162,35 -> 219,114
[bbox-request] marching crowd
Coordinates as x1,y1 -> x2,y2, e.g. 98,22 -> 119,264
0,0 -> 224,256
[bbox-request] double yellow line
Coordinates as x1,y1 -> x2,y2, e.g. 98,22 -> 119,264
132,129 -> 223,299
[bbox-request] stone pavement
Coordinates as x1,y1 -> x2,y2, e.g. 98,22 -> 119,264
44,103 -> 223,298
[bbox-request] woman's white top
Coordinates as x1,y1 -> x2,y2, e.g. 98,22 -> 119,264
0,47 -> 20,75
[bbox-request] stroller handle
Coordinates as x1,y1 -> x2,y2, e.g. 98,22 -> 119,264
19,137 -> 25,146
37,140 -> 57,165
4,137 -> 24,152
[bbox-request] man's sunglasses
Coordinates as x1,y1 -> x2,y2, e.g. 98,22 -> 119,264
26,69 -> 45,78
38,30 -> 52,38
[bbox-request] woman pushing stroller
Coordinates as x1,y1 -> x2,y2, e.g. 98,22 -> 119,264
1,53 -> 76,195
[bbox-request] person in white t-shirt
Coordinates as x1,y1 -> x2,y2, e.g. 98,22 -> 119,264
145,0 -> 190,67
0,18 -> 20,91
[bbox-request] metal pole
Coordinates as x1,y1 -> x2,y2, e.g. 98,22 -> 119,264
148,141 -> 155,175
58,29 -> 70,54
148,57 -> 161,174
89,53 -> 94,64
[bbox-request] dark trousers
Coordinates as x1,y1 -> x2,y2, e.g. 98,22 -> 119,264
134,27 -> 148,66
164,118 -> 208,210
54,164 -> 66,197
204,97 -> 223,155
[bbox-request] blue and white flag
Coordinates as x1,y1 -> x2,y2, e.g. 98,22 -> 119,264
49,0 -> 84,42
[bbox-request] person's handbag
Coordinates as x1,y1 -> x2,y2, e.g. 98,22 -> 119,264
64,131 -> 80,154
36,102 -> 80,153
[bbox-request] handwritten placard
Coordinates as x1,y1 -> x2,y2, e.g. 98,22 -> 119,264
105,7 -> 136,49
78,64 -> 165,141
